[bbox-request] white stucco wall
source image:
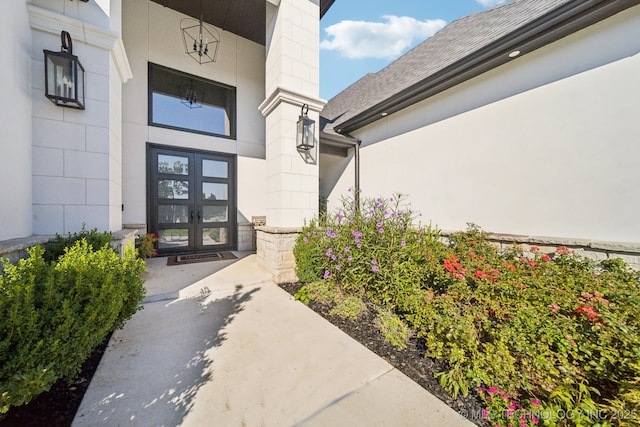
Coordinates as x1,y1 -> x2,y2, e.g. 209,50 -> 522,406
0,1 -> 32,241
325,6 -> 640,243
121,0 -> 266,227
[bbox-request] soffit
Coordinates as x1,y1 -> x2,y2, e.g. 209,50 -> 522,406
150,0 -> 336,46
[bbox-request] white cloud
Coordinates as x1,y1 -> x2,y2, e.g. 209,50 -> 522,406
320,15 -> 446,60
474,0 -> 508,7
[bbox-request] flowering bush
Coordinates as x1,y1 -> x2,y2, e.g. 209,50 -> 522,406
136,232 -> 159,258
293,193 -> 640,426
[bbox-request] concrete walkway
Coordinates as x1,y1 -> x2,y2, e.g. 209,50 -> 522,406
73,253 -> 475,427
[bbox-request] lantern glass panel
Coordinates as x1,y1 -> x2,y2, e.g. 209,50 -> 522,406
44,50 -> 85,109
297,116 -> 315,150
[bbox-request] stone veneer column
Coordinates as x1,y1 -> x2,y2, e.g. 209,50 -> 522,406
258,0 -> 325,282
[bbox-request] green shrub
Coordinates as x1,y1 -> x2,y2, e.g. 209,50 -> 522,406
329,295 -> 368,321
294,219 -> 326,283
375,307 -> 413,350
43,226 -> 113,263
0,240 -> 145,414
295,192 -> 640,426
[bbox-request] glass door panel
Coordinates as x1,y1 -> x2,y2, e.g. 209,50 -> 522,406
148,145 -> 236,254
202,159 -> 228,178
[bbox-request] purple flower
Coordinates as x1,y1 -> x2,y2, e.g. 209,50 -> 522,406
323,270 -> 330,279
344,247 -> 350,252
378,228 -> 384,233
331,255 -> 337,261
339,254 -> 343,259
376,221 -> 383,228
307,232 -> 311,236
371,259 -> 378,265
347,256 -> 353,261
372,265 -> 380,272
357,243 -> 362,249
401,241 -> 406,247
335,265 -> 341,271
416,238 -> 422,243
326,230 -> 333,237
303,237 -> 309,244
325,248 -> 333,256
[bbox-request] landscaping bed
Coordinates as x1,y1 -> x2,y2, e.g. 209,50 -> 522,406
292,192 -> 640,427
279,281 -> 486,425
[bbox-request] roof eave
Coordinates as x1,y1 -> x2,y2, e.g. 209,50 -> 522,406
336,0 -> 639,135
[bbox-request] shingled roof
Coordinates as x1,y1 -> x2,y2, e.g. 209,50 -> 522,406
321,0 -> 638,136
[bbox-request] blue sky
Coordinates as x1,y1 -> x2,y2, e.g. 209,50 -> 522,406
320,0 -> 509,100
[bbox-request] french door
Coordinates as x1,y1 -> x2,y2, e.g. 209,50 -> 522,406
147,145 -> 236,254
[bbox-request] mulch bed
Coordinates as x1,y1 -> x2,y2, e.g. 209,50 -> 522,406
279,282 -> 487,426
0,334 -> 111,427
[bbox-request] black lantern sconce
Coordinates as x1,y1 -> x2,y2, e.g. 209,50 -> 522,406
44,31 -> 85,110
296,104 -> 315,151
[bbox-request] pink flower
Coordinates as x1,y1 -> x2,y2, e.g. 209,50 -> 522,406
548,303 -> 560,313
556,246 -> 569,255
482,409 -> 489,419
507,264 -> 516,271
530,398 -> 541,407
487,387 -> 499,394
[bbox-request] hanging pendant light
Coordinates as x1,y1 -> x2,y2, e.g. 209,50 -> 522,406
179,80 -> 203,109
180,0 -> 221,64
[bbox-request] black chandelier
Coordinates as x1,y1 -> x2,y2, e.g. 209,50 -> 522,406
180,0 -> 221,64
179,80 -> 203,109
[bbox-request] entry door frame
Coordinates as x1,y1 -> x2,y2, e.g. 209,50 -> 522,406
147,143 -> 237,255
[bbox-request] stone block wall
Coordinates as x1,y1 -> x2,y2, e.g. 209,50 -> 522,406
255,226 -> 300,284
440,231 -> 640,270
238,222 -> 256,252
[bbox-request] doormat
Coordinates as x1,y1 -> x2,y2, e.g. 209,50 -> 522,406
167,252 -> 237,266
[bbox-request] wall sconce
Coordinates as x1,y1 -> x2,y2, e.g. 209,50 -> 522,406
296,104 -> 315,151
44,31 -> 85,110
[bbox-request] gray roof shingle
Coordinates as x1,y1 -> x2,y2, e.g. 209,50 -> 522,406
321,0 -> 574,134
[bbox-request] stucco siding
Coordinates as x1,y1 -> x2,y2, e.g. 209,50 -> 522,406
0,0 -> 32,241
325,6 -> 640,243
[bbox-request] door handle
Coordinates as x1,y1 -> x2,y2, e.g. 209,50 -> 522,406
190,211 -> 195,223
197,211 -> 202,223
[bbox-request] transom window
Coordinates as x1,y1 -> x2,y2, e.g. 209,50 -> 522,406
148,63 -> 236,138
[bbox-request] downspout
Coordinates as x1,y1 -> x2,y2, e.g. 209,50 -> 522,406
338,132 -> 361,212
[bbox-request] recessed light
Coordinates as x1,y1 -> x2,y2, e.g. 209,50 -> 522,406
381,112 -> 388,116
509,50 -> 521,58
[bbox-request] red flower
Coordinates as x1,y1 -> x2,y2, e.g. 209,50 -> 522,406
576,305 -> 600,322
531,246 -> 540,251
474,270 -> 488,279
556,246 -> 569,255
507,264 -> 516,271
541,254 -> 552,262
528,260 -> 539,267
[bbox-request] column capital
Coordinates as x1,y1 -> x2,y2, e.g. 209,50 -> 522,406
259,86 -> 326,118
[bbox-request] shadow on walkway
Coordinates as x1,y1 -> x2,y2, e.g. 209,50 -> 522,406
73,285 -> 258,426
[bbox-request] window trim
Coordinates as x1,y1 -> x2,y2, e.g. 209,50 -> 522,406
148,63 -> 237,140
